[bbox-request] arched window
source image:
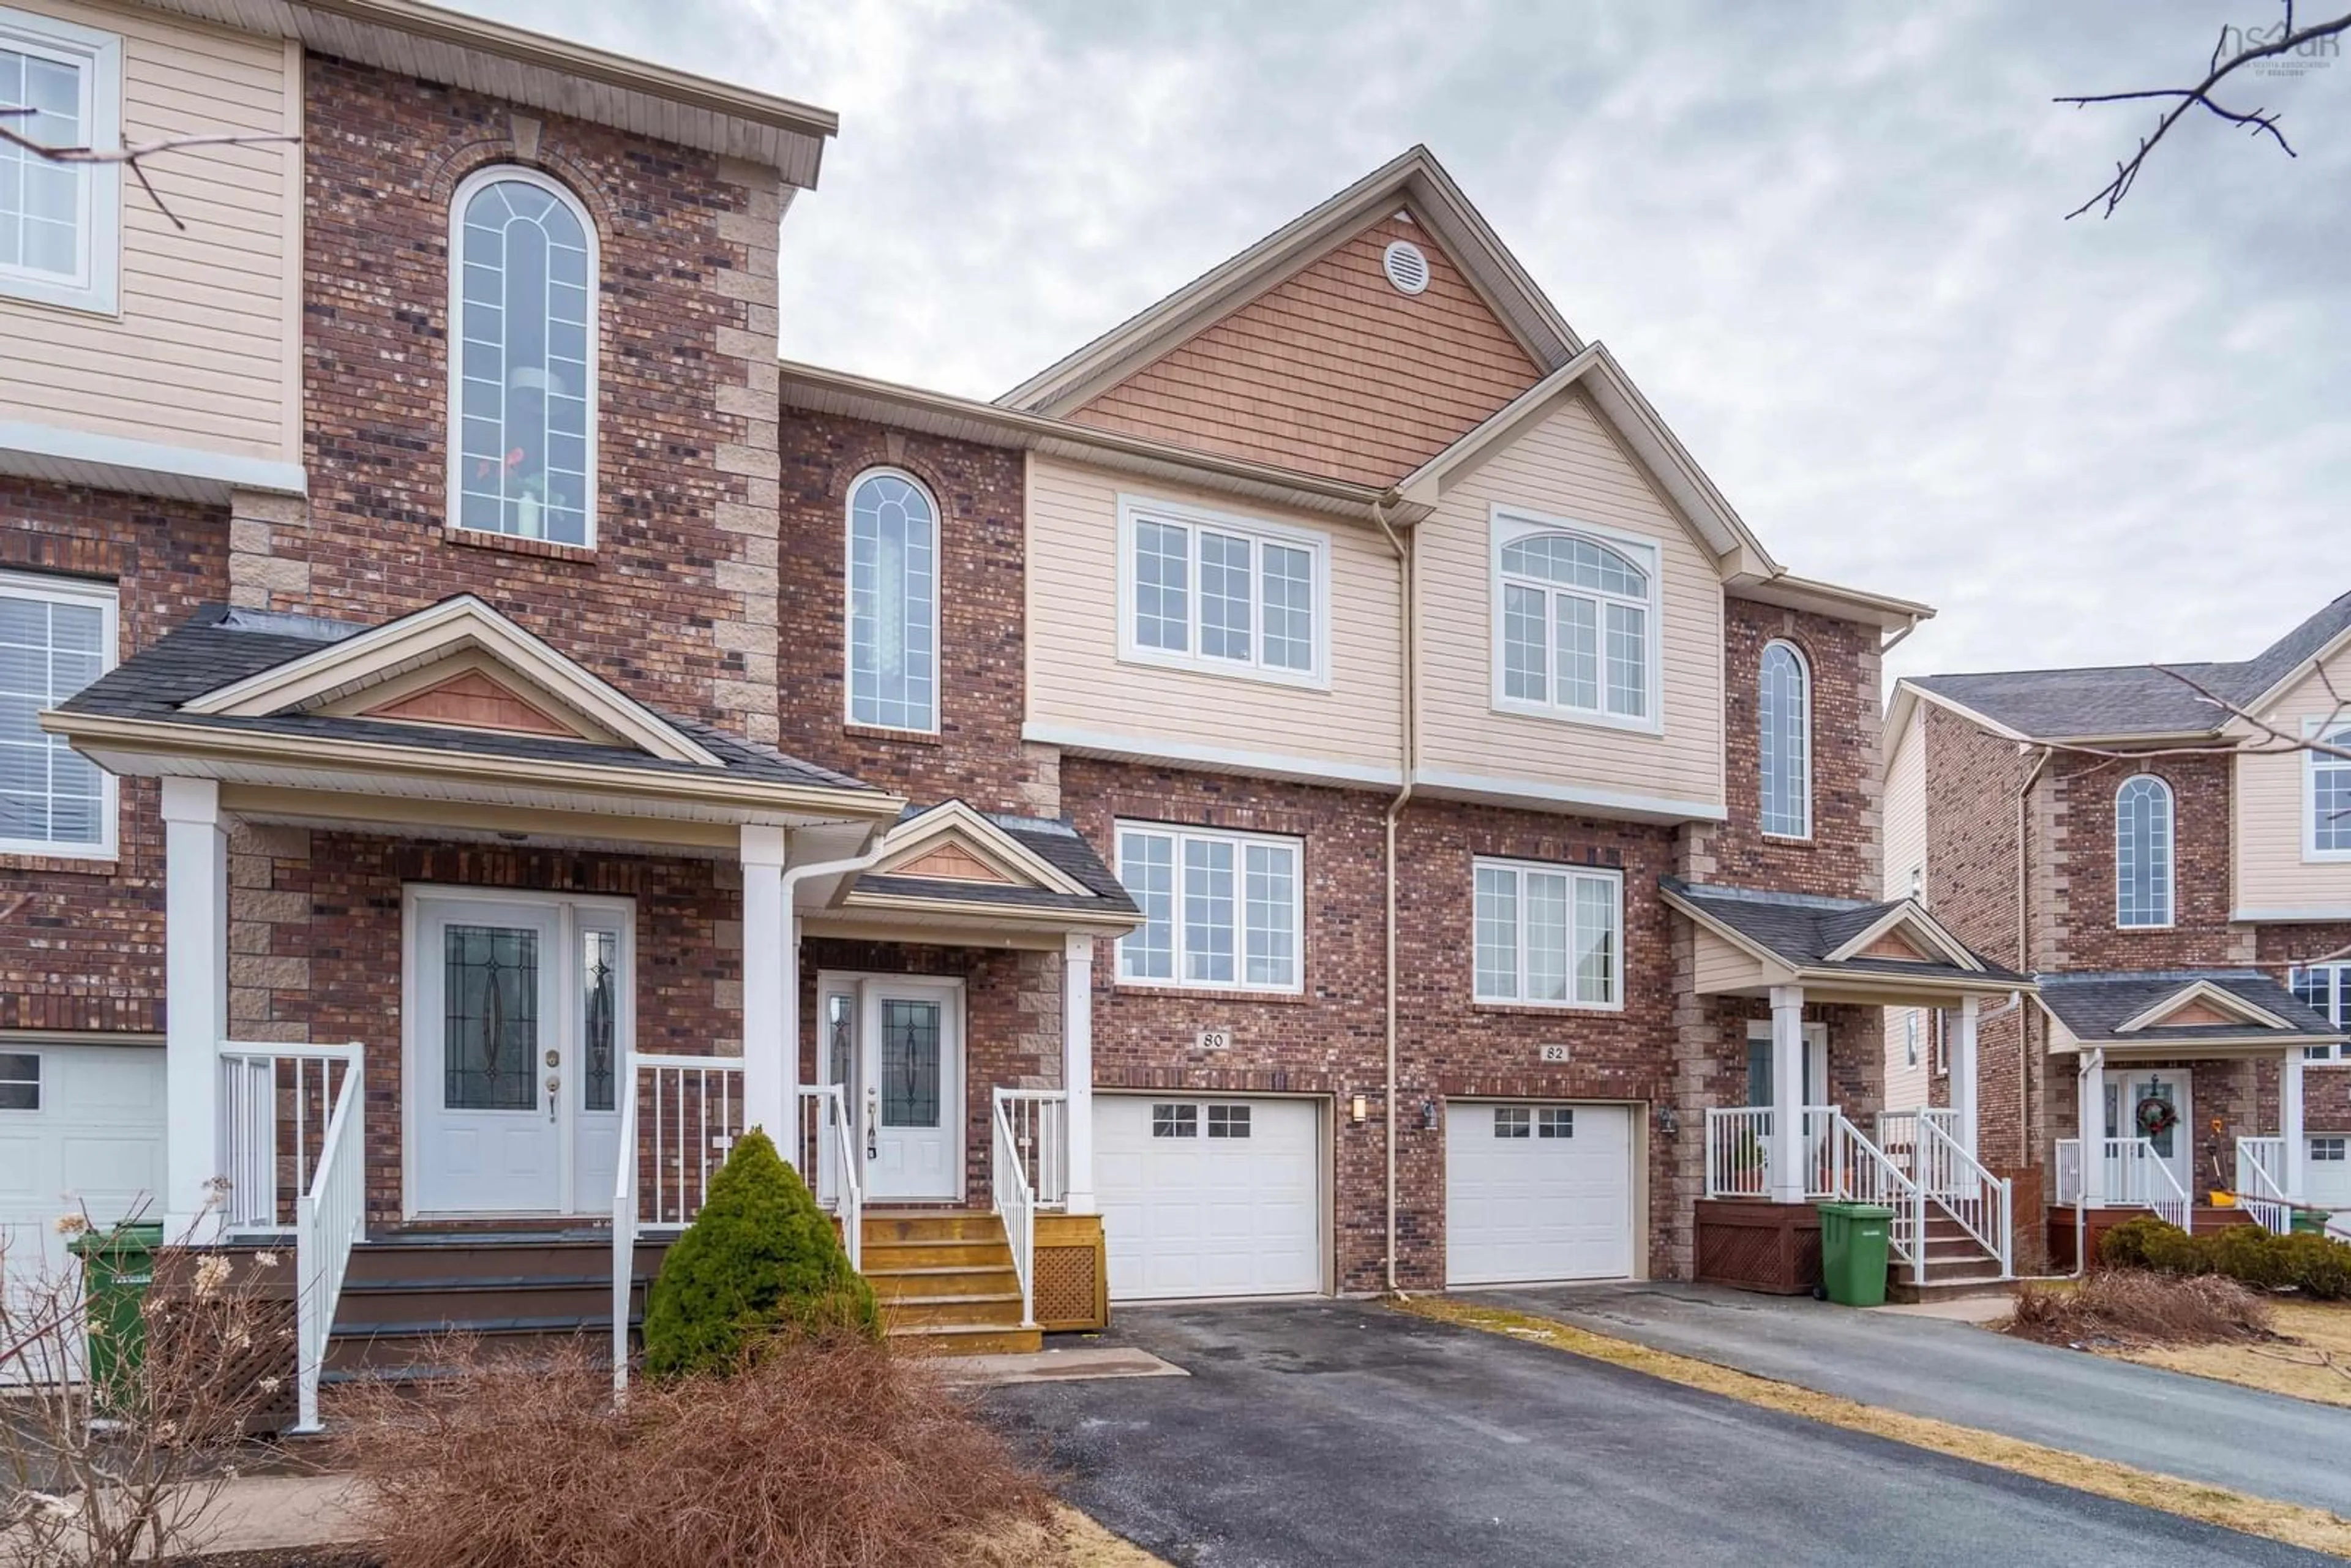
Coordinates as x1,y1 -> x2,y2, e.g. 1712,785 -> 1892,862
449,167 -> 596,546
1758,640 -> 1810,838
2115,775 -> 2174,928
846,468 -> 939,732
1494,522 -> 1655,722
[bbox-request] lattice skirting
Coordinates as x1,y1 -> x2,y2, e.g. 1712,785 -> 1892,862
1032,1214 -> 1108,1331
1693,1200 -> 1821,1296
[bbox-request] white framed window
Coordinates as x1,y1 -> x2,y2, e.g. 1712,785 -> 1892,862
0,569 -> 116,858
2312,1136 -> 2347,1161
2307,721 -> 2351,860
1472,857 -> 1622,1010
2290,964 -> 2351,1062
1115,495 -> 1329,688
844,468 -> 939,732
1116,821 -> 1303,993
1490,506 -> 1660,732
0,7 -> 119,315
1759,640 -> 1811,838
2113,774 -> 2173,929
448,166 -> 598,547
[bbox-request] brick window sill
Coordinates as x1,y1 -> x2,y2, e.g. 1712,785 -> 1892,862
445,526 -> 598,566
1471,1001 -> 1624,1019
1109,983 -> 1312,1007
0,853 -> 119,876
844,723 -> 943,748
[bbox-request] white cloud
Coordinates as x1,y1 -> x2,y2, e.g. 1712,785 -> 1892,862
457,0 -> 2351,678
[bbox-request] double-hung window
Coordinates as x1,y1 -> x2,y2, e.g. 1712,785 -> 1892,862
1491,508 -> 1659,728
2291,964 -> 2351,1063
2113,775 -> 2173,929
1116,822 -> 1302,992
0,569 -> 116,858
0,7 -> 120,313
2308,722 -> 2351,858
1472,857 -> 1622,1009
1118,497 -> 1327,686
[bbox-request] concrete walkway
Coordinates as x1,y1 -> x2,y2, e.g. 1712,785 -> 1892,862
1490,1282 -> 2351,1515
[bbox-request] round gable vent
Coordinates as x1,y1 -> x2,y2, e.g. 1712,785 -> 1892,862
1382,239 -> 1430,296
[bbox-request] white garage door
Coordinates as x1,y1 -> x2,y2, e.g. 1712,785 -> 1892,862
1097,1095 -> 1321,1300
2308,1135 -> 2351,1210
0,1046 -> 168,1290
1447,1101 -> 1633,1286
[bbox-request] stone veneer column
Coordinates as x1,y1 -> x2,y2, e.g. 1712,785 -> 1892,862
708,159 -> 784,748
226,490 -> 310,610
1664,820 -> 1723,1279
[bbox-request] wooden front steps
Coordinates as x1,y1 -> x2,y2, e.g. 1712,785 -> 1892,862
1884,1212 -> 2008,1305
864,1209 -> 1041,1356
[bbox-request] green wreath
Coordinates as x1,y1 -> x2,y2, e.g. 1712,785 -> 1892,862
2135,1094 -> 2179,1138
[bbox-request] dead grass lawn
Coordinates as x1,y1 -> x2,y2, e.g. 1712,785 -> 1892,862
2107,1300 -> 2351,1410
1399,1297 -> 2351,1560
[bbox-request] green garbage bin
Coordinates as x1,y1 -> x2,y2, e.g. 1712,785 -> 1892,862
2292,1209 -> 2334,1237
1817,1201 -> 1893,1307
69,1221 -> 162,1411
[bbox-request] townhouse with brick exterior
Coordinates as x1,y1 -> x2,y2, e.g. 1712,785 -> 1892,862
2,0 -> 2030,1427
1884,593 -> 2351,1268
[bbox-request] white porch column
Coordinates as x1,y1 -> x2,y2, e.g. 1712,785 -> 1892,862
2283,1046 -> 2308,1206
1768,985 -> 1806,1205
2078,1049 -> 2107,1208
1952,995 -> 1981,1158
739,825 -> 793,1167
1062,933 -> 1097,1215
162,777 -> 229,1240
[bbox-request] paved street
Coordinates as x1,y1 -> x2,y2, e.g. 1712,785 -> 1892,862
1493,1281 -> 2351,1516
985,1299 -> 2328,1567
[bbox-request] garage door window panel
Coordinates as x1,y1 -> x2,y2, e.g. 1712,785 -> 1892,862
1117,823 -> 1302,993
1207,1103 -> 1251,1138
1473,858 -> 1622,1010
0,1054 -> 36,1112
1152,1103 -> 1198,1138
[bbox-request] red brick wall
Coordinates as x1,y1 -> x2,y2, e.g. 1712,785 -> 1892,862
0,482 -> 228,1034
2259,922 -> 2351,1131
1709,599 -> 1879,898
293,58 -> 770,732
2046,749 -> 2238,970
773,413 -> 1045,813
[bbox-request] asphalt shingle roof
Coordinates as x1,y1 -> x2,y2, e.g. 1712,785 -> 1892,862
1660,877 -> 2025,983
1908,590 -> 2351,741
2034,969 -> 2344,1045
849,806 -> 1138,918
61,605 -> 879,793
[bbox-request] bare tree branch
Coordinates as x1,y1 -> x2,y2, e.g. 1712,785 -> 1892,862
0,106 -> 299,233
2056,1 -> 2351,219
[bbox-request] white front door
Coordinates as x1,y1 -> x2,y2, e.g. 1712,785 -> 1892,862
820,975 -> 964,1203
410,891 -> 632,1217
2107,1070 -> 2194,1200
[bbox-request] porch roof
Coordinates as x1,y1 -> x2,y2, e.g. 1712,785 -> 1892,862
1660,877 -> 2029,1003
808,801 -> 1141,945
45,604 -> 901,837
2035,969 -> 2346,1056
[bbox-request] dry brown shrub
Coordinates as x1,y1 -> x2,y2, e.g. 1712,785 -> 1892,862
329,1334 -> 1061,1568
2008,1269 -> 2276,1348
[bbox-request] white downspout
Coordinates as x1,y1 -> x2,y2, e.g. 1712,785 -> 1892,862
1373,495 -> 1414,1295
773,825 -> 893,1162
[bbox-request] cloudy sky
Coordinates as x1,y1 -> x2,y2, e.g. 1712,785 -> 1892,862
461,0 -> 2350,682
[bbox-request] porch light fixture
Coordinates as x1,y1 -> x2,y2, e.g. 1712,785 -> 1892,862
1350,1093 -> 1368,1124
1659,1106 -> 1678,1135
1421,1098 -> 1439,1131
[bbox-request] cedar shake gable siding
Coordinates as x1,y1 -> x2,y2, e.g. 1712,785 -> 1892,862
1070,214 -> 1544,487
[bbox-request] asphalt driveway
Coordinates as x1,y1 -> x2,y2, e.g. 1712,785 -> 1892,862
1493,1281 -> 2351,1515
984,1300 -> 2327,1567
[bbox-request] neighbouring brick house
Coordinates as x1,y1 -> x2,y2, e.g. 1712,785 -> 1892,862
1884,594 -> 2351,1266
3,2 -> 2020,1427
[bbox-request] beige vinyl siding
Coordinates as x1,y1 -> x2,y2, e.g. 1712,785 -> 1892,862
1881,707 -> 1930,1108
0,1 -> 296,462
1415,392 -> 1724,811
2235,653 -> 2351,917
1693,926 -> 1761,993
1024,454 -> 1403,779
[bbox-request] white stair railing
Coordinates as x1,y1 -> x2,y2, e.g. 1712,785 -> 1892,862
2236,1136 -> 2292,1236
1704,1106 -> 1771,1197
2103,1136 -> 2192,1232
1916,1116 -> 2014,1278
610,1056 -> 641,1397
611,1054 -> 743,1397
1823,1111 -> 1925,1285
798,1084 -> 863,1269
216,1044 -> 361,1234
990,1092 -> 1037,1329
2055,1138 -> 2083,1204
291,1054 -> 364,1434
992,1089 -> 1068,1208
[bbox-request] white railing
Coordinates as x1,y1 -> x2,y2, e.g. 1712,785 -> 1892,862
1916,1116 -> 2014,1278
992,1089 -> 1069,1209
2054,1136 -> 2192,1231
292,1056 -> 364,1434
2237,1136 -> 2292,1236
610,1056 -> 640,1396
989,1094 -> 1037,1329
612,1053 -> 742,1397
216,1044 -> 361,1234
1872,1106 -> 1958,1161
1701,1106 -> 1842,1199
798,1084 -> 863,1269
